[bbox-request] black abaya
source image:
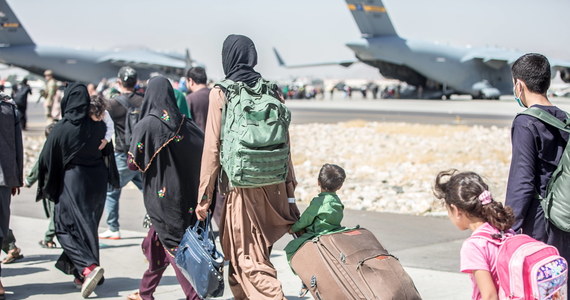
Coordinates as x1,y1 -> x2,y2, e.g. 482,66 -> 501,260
37,83 -> 113,278
129,76 -> 204,251
55,162 -> 106,275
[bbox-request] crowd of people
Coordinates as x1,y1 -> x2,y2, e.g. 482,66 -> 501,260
0,34 -> 568,300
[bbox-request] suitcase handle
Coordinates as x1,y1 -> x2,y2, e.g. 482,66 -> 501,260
357,253 -> 398,267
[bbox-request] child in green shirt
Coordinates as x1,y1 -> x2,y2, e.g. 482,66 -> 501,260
285,163 -> 346,260
285,163 -> 346,296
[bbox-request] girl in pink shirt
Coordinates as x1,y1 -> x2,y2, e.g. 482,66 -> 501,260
433,170 -> 515,300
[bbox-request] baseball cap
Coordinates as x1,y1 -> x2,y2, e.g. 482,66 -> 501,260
118,66 -> 137,86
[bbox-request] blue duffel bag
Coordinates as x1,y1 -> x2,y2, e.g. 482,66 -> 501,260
175,213 -> 224,299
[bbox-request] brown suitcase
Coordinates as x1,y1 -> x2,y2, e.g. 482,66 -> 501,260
290,228 -> 422,300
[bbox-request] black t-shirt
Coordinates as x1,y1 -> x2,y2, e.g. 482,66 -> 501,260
108,92 -> 144,153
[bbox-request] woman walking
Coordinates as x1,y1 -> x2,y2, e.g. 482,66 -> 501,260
38,83 -> 117,298
195,34 -> 300,300
128,76 -> 204,300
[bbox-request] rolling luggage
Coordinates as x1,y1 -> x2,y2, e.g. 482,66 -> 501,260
290,227 -> 422,300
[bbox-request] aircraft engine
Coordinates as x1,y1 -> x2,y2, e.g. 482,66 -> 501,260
560,68 -> 570,83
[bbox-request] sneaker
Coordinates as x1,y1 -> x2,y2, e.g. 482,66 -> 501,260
98,229 -> 120,240
81,266 -> 104,298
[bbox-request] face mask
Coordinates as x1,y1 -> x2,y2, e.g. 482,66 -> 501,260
513,82 -> 526,108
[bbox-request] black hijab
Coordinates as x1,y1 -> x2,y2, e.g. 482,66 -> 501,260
37,83 -> 92,202
128,76 -> 204,250
129,76 -> 184,172
222,34 -> 262,87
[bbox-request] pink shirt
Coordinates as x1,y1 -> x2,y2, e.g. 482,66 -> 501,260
460,222 -> 501,300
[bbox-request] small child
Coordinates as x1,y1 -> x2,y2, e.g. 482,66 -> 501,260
25,122 -> 59,248
433,169 -> 515,300
285,163 -> 346,296
89,95 -> 114,150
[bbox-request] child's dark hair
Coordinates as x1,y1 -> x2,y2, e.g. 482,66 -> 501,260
44,122 -> 57,137
318,164 -> 346,192
433,169 -> 515,232
89,95 -> 108,118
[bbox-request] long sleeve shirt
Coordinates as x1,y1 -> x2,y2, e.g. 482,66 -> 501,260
285,192 -> 345,261
506,105 -> 569,242
290,192 -> 344,234
197,87 -> 297,205
102,110 -> 115,142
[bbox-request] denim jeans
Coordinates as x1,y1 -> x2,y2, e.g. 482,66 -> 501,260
104,152 -> 143,231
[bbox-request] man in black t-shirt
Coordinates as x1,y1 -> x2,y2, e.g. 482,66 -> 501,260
99,66 -> 144,240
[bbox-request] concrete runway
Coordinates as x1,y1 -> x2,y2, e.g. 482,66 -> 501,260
286,96 -> 570,126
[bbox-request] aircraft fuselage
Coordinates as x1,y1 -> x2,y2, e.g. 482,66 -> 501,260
0,45 -> 184,84
0,45 -> 118,83
347,36 -> 514,95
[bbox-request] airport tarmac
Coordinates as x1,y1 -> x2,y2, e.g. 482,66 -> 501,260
286,96 -> 570,126
8,187 -> 472,300
8,96 -> 570,299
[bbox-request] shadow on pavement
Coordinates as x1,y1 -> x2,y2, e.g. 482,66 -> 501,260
4,254 -> 60,266
3,266 -> 47,277
99,243 -> 140,249
7,281 -> 85,299
94,276 -> 181,299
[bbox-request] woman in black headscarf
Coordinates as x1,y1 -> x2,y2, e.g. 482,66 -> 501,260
128,76 -> 203,300
195,34 -> 300,300
38,83 -> 116,298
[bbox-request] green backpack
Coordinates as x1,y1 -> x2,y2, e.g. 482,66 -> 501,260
519,107 -> 570,232
216,78 -> 291,188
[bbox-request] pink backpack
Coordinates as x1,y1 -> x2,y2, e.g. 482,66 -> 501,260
472,232 -> 568,299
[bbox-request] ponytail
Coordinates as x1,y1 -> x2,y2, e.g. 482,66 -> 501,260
433,170 -> 516,232
481,201 -> 515,232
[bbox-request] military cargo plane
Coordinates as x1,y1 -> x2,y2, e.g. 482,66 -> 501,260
276,0 -> 570,99
0,0 -> 195,83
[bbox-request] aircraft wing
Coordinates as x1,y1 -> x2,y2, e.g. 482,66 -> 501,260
97,50 -> 186,69
273,48 -> 356,68
461,49 -> 522,70
463,49 -> 570,71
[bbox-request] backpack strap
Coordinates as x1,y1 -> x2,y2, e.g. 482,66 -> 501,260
518,107 -> 570,134
519,107 -> 570,202
214,79 -> 236,143
214,79 -> 233,94
114,93 -> 133,110
470,231 -> 504,246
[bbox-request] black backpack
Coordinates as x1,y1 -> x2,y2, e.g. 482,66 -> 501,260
114,93 -> 141,147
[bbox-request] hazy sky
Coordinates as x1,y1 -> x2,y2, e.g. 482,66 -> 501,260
6,0 -> 570,81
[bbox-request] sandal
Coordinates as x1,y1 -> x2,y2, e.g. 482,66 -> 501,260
299,283 -> 309,297
38,240 -> 57,249
2,247 -> 24,264
126,291 -> 142,300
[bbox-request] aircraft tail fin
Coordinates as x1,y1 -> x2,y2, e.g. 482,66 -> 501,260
345,0 -> 397,37
273,48 -> 286,67
0,0 -> 34,46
